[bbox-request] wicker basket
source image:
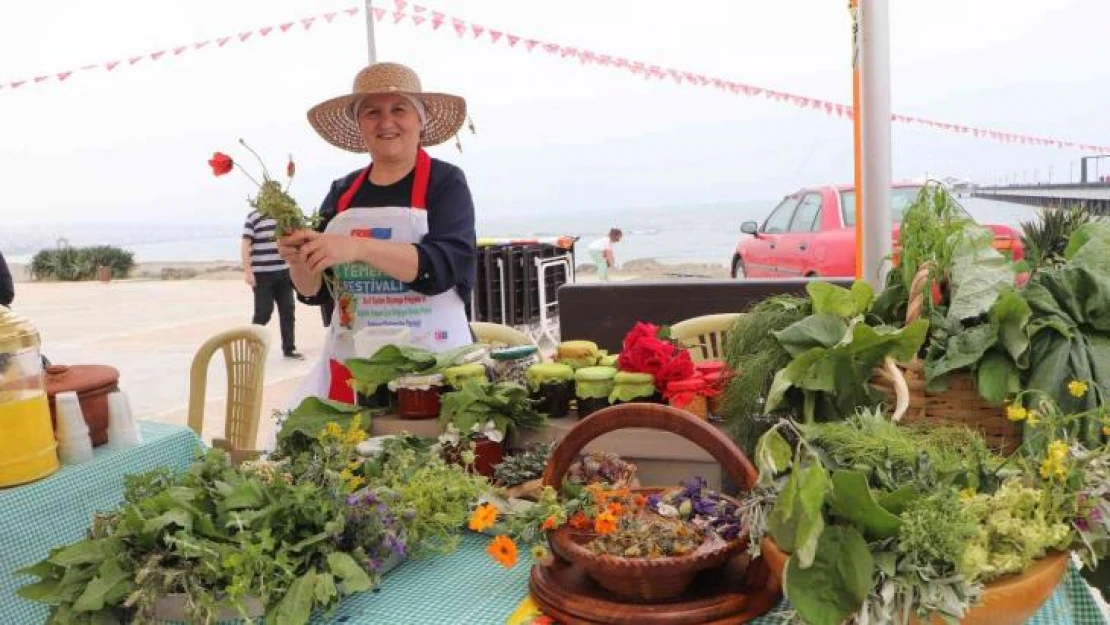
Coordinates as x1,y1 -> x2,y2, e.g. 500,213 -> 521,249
540,403 -> 759,603
871,263 -> 1022,453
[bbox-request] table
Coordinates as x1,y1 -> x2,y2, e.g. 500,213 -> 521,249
1,421 -> 201,624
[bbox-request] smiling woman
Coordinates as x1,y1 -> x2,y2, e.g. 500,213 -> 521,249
276,62 -> 478,411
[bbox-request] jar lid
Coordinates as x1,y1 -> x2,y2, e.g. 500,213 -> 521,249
557,340 -> 598,358
443,363 -> 487,387
490,345 -> 538,361
667,377 -> 707,392
526,362 -> 574,385
613,371 -> 654,385
574,366 -> 617,382
45,364 -> 120,397
455,345 -> 490,364
0,306 -> 39,353
392,373 -> 445,388
598,354 -> 619,368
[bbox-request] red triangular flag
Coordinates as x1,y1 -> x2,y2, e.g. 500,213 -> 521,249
395,0 -> 407,11
11,80 -> 26,88
173,46 -> 187,55
129,56 -> 143,65
824,102 -> 833,114
345,7 -> 360,16
525,39 -> 538,52
150,50 -> 165,61
393,11 -> 405,23
412,15 -> 426,26
259,26 -> 273,36
238,32 -> 252,42
374,8 -> 387,21
543,43 -> 559,55
324,12 -> 337,23
508,34 -> 520,47
105,61 -> 120,71
413,4 -> 426,12
302,17 -> 316,29
452,18 -> 466,37
58,71 -> 73,81
280,22 -> 295,32
668,69 -> 682,84
217,36 -> 231,46
472,24 -> 484,38
431,15 -> 444,29
194,40 -> 210,49
34,75 -> 50,83
598,55 -> 612,66
490,29 -> 502,43
561,46 -> 576,58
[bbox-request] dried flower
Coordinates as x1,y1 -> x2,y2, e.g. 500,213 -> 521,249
569,511 -> 591,530
487,534 -> 518,568
468,503 -> 499,532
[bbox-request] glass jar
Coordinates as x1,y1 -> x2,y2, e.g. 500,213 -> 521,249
574,366 -> 617,418
442,363 -> 489,392
0,307 -> 60,487
555,340 -> 600,369
389,373 -> 445,419
525,362 -> 575,418
666,378 -> 709,420
609,371 -> 657,405
489,345 -> 540,387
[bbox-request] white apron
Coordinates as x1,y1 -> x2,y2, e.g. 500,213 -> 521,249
279,150 -> 472,429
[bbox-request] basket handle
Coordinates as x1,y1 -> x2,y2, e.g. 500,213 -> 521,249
541,403 -> 759,493
904,260 -> 936,326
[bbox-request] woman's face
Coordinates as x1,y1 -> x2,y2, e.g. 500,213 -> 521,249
357,94 -> 421,163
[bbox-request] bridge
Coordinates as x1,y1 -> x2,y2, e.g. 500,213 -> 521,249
972,183 -> 1110,214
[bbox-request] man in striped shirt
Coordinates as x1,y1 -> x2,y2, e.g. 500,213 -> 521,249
242,210 -> 303,359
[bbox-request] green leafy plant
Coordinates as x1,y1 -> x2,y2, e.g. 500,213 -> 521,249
764,281 -> 928,422
492,443 -> 554,487
345,344 -> 484,396
1020,204 -> 1093,273
439,380 -> 548,442
30,245 -> 135,281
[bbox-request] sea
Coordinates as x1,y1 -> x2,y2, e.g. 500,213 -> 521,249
3,197 -> 1040,267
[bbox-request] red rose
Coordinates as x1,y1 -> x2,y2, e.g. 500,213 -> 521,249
618,336 -> 674,375
654,349 -> 695,392
286,156 -> 296,178
208,152 -> 234,176
622,322 -> 662,352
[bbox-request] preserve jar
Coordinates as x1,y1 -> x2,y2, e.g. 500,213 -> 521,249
0,307 -> 60,487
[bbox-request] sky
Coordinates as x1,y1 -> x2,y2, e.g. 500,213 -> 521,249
1,0 -> 1108,233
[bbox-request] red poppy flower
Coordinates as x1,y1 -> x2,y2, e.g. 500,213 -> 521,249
622,322 -> 662,352
208,152 -> 234,176
286,156 -> 296,178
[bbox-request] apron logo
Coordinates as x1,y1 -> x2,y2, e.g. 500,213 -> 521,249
435,330 -> 448,341
351,227 -> 393,240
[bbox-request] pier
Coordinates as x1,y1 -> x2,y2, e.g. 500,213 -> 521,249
973,182 -> 1110,214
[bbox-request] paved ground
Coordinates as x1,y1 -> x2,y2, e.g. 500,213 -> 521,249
12,279 -> 327,449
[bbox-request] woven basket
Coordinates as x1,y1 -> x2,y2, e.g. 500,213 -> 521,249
871,262 -> 1022,453
541,403 -> 759,603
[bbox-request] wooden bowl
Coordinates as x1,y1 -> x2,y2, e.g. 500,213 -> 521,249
548,487 -> 748,603
760,537 -> 1069,625
541,403 -> 760,604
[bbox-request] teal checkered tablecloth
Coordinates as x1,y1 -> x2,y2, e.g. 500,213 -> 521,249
1,421 -> 201,624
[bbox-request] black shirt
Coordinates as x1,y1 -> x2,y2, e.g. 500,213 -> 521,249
297,158 -> 477,324
0,250 -> 13,307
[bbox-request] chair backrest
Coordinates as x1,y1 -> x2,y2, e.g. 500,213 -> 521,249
669,313 -> 743,362
469,321 -> 536,349
187,326 -> 270,454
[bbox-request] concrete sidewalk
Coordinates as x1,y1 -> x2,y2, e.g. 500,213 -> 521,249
11,279 -> 325,449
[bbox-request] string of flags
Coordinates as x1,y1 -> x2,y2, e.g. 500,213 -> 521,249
4,0 -> 1108,153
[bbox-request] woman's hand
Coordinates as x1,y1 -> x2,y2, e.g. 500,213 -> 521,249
277,231 -> 312,271
289,231 -> 366,273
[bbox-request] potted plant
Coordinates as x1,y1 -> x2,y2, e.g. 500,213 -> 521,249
438,380 -> 548,477
749,388 -> 1110,625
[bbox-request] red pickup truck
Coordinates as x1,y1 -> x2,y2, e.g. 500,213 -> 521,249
731,183 -> 1023,278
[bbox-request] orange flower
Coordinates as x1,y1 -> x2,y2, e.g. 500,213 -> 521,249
594,510 -> 617,534
569,511 -> 591,530
487,534 -> 518,568
633,494 -> 647,508
468,503 -> 498,533
541,515 -> 559,531
607,501 -> 623,516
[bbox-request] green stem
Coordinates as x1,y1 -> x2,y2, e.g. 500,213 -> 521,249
233,163 -> 262,188
238,138 -> 271,180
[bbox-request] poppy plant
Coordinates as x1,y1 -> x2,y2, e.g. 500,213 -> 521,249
208,152 -> 234,176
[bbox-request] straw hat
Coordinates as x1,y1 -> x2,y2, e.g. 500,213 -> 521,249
307,63 -> 467,152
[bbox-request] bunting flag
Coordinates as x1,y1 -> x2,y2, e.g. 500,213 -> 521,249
3,2 -> 1107,152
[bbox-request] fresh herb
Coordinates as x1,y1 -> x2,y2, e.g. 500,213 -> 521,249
439,380 -> 548,442
345,344 -> 482,397
493,443 -> 554,487
1020,204 -> 1093,274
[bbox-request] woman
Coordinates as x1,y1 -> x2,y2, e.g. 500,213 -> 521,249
279,62 -> 476,405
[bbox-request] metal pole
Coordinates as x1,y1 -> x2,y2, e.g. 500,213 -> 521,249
850,0 -> 864,280
860,0 -> 893,288
365,0 -> 378,64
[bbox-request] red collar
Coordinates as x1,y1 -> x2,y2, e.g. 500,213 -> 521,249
336,149 -> 431,212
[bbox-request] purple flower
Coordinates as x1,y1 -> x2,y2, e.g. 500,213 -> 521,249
646,493 -> 662,510
386,533 -> 407,557
347,494 -> 360,506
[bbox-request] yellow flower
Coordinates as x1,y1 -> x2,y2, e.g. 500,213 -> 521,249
469,503 -> 499,533
530,543 -> 554,566
1068,380 -> 1089,399
1006,404 -> 1028,422
320,421 -> 344,440
1048,440 -> 1069,461
346,476 -> 365,491
487,535 -> 519,568
344,415 -> 368,445
960,488 -> 976,501
1026,411 -> 1041,427
1040,440 -> 1070,481
1103,424 -> 1110,437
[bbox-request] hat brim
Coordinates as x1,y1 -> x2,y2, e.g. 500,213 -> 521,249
307,90 -> 467,153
